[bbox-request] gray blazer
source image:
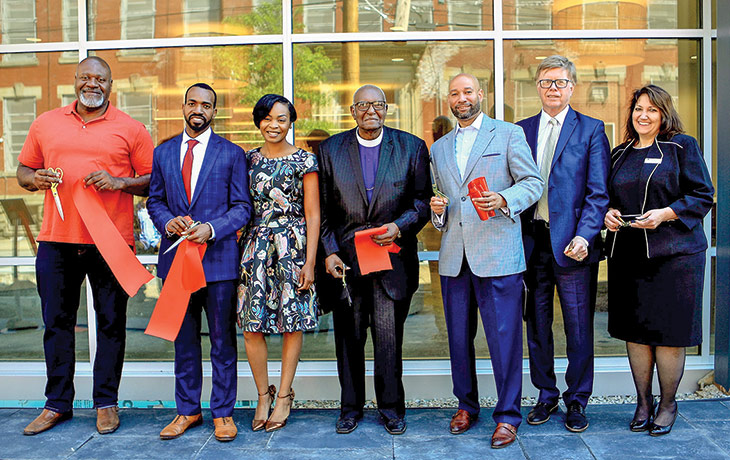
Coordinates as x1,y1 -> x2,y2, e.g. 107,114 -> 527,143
431,115 -> 543,278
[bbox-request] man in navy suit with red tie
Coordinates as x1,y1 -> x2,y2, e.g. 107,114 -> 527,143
517,56 -> 609,432
147,83 -> 252,442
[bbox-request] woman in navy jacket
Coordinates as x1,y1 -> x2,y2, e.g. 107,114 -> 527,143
604,85 -> 714,436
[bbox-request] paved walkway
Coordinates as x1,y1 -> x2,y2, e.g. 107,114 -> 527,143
3,400 -> 730,459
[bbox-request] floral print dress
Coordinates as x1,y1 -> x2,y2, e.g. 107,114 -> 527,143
237,147 -> 319,333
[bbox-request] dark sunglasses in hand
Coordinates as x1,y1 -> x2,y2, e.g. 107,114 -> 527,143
352,101 -> 387,112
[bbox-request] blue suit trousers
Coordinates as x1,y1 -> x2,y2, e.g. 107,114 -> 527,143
441,260 -> 524,428
173,279 -> 238,418
525,225 -> 595,407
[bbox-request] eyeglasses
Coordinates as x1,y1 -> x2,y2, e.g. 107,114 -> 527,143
352,101 -> 387,112
537,79 -> 572,89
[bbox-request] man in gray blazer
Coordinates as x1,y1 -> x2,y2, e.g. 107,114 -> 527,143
430,73 -> 543,448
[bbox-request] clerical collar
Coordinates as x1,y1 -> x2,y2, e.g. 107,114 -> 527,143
356,129 -> 383,147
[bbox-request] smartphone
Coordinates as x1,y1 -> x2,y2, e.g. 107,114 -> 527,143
619,214 -> 648,222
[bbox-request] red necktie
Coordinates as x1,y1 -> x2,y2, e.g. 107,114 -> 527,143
182,139 -> 199,203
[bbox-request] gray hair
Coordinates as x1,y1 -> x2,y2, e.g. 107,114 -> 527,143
535,55 -> 577,84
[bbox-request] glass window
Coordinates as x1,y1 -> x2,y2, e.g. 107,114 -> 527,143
90,0 -> 280,40
61,0 -> 80,62
2,97 -> 36,172
0,268 -> 89,362
121,0 -> 156,40
292,0 -> 493,32
0,0 -> 37,65
503,0 -> 700,30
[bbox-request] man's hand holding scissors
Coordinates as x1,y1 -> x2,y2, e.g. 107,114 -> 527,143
31,168 -> 62,191
165,215 -> 211,247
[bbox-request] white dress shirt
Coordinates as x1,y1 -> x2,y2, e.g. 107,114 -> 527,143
454,112 -> 484,179
535,106 -> 569,172
181,126 -> 212,197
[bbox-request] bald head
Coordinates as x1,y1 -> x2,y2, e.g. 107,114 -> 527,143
353,85 -> 386,104
449,73 -> 480,92
77,56 -> 112,79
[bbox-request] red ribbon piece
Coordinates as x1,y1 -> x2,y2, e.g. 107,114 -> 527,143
144,239 -> 207,341
354,226 -> 401,275
72,181 -> 153,297
467,176 -> 496,220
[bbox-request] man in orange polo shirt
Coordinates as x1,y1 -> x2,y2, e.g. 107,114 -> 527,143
16,56 -> 153,436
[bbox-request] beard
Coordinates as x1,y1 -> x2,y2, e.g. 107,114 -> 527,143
78,91 -> 105,109
185,114 -> 212,133
451,100 -> 481,120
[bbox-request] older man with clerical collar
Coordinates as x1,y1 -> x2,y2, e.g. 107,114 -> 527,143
318,84 -> 431,435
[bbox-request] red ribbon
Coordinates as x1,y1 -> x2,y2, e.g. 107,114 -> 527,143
144,239 -> 207,341
72,181 -> 153,297
354,226 -> 401,275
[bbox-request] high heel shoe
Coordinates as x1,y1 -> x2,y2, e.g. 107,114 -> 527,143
264,389 -> 295,432
252,384 -> 276,431
649,401 -> 678,437
629,399 -> 655,432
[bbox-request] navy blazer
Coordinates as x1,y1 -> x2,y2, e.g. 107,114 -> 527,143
318,126 -> 432,300
607,134 -> 714,259
517,107 -> 610,267
147,131 -> 253,282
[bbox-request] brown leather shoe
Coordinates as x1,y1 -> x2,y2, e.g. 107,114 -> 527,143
160,414 -> 203,440
96,407 -> 120,434
23,409 -> 72,435
491,422 -> 517,449
214,416 -> 237,442
449,409 -> 477,434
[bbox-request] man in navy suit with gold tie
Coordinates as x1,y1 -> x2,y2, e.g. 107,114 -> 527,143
517,56 -> 610,433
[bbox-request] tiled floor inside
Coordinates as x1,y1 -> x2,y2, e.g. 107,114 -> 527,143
3,399 -> 730,459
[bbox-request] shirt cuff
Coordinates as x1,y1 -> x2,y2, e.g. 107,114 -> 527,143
574,235 -> 589,248
434,212 -> 445,226
206,222 -> 216,240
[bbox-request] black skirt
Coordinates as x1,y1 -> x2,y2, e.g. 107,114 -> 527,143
607,235 -> 705,347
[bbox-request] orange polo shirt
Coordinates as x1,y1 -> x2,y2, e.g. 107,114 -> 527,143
18,101 -> 153,245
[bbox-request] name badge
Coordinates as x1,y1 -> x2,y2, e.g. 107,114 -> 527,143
644,158 -> 662,164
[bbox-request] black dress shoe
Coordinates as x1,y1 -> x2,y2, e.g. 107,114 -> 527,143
384,417 -> 406,435
649,402 -> 678,437
527,401 -> 559,425
565,401 -> 588,433
335,416 -> 359,434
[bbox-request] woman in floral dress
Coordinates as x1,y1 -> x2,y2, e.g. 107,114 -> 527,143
238,94 -> 320,432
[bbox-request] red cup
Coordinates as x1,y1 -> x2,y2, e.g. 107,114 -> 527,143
468,177 -> 496,220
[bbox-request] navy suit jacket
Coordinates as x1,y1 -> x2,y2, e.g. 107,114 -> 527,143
517,107 -> 610,267
147,131 -> 253,282
606,134 -> 714,259
318,126 -> 432,300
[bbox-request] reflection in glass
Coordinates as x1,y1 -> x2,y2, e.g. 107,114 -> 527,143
0,268 -> 88,361
503,0 -> 700,30
89,0 -> 282,40
292,0 -> 493,33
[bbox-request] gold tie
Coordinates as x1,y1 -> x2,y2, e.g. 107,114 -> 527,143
537,118 -> 558,222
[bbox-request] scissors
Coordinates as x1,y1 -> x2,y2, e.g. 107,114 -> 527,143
429,163 -> 448,201
163,218 -> 202,254
48,167 -> 64,221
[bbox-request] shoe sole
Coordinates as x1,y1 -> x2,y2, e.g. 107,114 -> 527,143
160,418 -> 203,440
97,423 -> 120,435
215,435 -> 237,442
385,426 -> 407,435
491,440 -> 516,449
565,422 -> 589,433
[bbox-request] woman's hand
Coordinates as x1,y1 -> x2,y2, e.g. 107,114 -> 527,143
604,208 -> 623,232
297,261 -> 315,292
630,207 -> 677,230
